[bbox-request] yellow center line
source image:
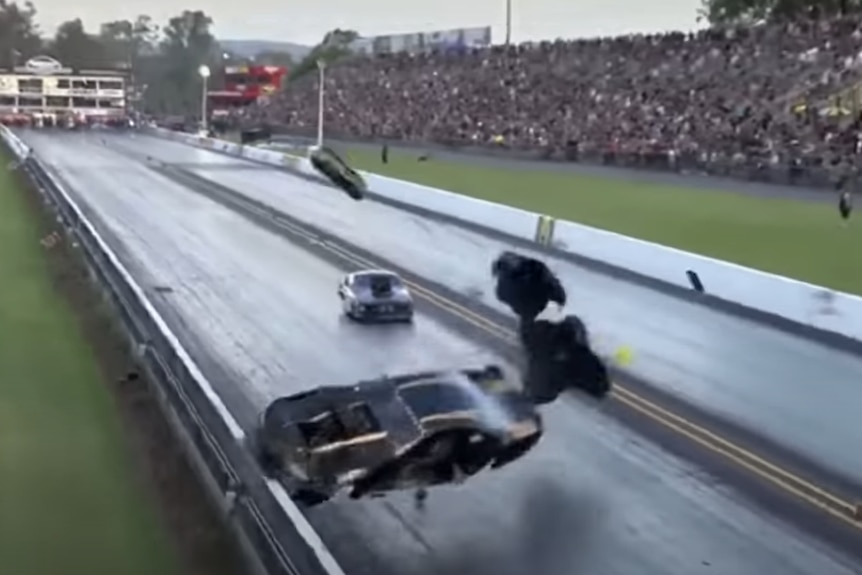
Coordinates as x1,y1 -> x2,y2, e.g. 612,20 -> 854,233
613,392 -> 862,528
614,387 -> 852,510
320,234 -> 862,526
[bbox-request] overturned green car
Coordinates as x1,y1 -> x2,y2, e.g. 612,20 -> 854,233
309,146 -> 367,200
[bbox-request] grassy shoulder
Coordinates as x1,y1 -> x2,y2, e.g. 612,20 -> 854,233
343,147 -> 862,295
0,151 -> 237,574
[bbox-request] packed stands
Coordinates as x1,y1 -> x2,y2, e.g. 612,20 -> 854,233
260,16 -> 862,187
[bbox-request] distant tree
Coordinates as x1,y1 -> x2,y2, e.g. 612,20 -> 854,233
99,15 -> 161,111
699,0 -> 862,24
161,10 -> 214,63
156,9 -> 216,114
0,0 -> 43,67
99,14 -> 159,67
48,19 -> 108,69
289,28 -> 359,81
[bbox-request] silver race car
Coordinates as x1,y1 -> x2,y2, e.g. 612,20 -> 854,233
338,270 -> 414,323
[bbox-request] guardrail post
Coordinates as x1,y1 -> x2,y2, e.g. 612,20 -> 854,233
225,485 -> 239,517
133,341 -> 149,361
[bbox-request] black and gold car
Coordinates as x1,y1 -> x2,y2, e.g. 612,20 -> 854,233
309,145 -> 368,200
253,365 -> 543,506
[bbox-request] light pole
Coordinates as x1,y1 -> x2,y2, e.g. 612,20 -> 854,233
198,64 -> 211,133
316,59 -> 326,148
505,0 -> 512,45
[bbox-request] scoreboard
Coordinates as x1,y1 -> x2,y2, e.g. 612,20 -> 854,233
0,55 -> 126,117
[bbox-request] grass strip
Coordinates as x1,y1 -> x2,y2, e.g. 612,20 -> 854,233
343,147 -> 861,295
0,150 -> 180,575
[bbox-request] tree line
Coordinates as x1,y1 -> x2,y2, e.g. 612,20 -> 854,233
0,2 -> 222,114
0,1 -> 331,115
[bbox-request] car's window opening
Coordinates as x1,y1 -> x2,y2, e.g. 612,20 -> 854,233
297,401 -> 382,448
298,412 -> 347,447
338,402 -> 381,435
399,383 -> 474,419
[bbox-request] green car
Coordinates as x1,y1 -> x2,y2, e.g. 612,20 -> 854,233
309,146 -> 367,200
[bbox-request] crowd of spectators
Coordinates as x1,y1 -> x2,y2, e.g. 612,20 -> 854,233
257,15 -> 862,186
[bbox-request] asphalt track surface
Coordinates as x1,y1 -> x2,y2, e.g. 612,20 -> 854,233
123,133 -> 862,488
20,131 -> 862,575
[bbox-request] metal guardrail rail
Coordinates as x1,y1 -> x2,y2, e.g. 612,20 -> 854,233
0,127 -> 345,575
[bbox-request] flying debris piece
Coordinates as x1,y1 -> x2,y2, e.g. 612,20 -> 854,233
309,146 -> 367,200
40,232 -> 61,249
491,250 -> 612,403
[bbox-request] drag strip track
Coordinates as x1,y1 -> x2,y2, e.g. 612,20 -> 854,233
124,134 -> 862,488
21,131 -> 862,575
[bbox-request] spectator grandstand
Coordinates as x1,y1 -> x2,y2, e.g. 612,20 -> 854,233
258,16 -> 862,188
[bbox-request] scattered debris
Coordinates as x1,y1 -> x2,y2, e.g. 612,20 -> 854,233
40,231 -> 61,249
117,371 -> 141,385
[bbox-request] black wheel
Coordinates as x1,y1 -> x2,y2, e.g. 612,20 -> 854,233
258,449 -> 280,477
492,432 -> 541,469
252,433 -> 281,478
579,370 -> 612,399
292,488 -> 330,507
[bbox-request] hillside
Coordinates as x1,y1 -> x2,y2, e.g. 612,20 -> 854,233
220,39 -> 313,60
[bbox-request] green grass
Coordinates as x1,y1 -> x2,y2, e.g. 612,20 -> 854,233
0,157 -> 179,575
342,147 -> 862,295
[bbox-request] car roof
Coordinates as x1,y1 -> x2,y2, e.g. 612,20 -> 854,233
395,373 -> 515,428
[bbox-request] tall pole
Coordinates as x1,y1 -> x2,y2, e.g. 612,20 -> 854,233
198,65 -> 211,133
201,76 -> 208,132
316,59 -> 326,148
505,0 -> 512,46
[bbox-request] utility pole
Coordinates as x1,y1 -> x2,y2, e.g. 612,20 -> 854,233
505,0 -> 512,46
316,59 -> 326,148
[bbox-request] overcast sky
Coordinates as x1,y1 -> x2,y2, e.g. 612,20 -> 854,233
33,0 -> 704,46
